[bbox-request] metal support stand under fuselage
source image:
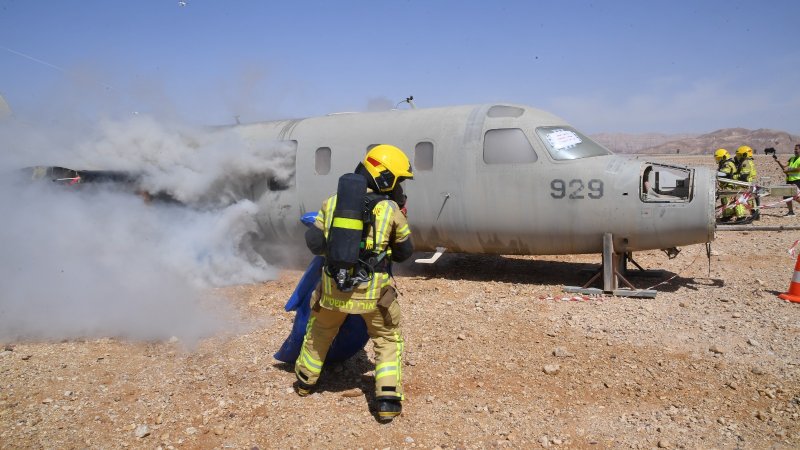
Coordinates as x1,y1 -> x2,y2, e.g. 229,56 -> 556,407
563,233 -> 659,298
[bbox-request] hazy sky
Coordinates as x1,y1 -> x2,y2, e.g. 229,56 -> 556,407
1,0 -> 799,134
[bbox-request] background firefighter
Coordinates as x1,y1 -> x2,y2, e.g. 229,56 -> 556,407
715,148 -> 737,222
734,145 -> 759,223
294,144 -> 414,422
773,143 -> 800,216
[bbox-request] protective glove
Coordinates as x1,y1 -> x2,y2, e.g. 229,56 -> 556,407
390,183 -> 408,217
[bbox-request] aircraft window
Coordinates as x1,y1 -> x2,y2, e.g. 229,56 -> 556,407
487,105 -> 524,118
483,128 -> 537,164
366,144 -> 380,153
535,126 -> 612,160
415,142 -> 434,171
315,147 -> 331,175
641,164 -> 693,202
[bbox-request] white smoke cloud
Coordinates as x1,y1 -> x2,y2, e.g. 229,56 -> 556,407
366,96 -> 394,112
0,115 -> 294,345
67,115 -> 295,207
0,94 -> 10,119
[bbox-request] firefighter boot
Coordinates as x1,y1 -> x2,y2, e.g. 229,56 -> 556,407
377,397 -> 402,422
295,379 -> 314,397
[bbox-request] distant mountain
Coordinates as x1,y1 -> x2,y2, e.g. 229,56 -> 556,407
591,128 -> 800,155
591,132 -> 698,153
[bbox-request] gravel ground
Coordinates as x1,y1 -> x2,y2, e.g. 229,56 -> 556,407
2,155 -> 799,449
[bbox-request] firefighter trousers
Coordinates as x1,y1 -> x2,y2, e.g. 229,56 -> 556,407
295,290 -> 404,401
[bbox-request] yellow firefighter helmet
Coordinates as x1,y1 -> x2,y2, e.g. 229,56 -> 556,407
736,145 -> 753,158
714,148 -> 730,162
363,144 -> 414,192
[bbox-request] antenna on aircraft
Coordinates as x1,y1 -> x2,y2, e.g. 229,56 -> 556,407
395,96 -> 416,109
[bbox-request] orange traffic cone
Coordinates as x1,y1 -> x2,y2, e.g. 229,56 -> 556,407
778,252 -> 800,303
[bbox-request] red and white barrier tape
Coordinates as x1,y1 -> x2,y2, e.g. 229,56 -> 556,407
716,184 -> 800,216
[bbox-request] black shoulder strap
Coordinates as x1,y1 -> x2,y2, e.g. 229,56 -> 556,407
363,193 -> 386,212
362,193 -> 388,249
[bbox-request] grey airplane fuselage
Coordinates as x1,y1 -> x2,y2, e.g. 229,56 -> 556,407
238,104 -> 716,256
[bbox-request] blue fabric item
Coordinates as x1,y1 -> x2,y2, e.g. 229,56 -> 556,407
273,213 -> 370,364
283,255 -> 323,313
300,211 -> 318,227
285,211 -> 321,313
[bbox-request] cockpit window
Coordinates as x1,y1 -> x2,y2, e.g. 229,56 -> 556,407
483,128 -> 538,164
535,126 -> 612,160
641,163 -> 693,203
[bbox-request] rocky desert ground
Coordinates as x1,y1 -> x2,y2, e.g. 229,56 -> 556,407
2,155 -> 799,449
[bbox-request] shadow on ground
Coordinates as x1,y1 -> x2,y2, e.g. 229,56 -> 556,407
395,252 -> 723,294
273,351 -> 392,422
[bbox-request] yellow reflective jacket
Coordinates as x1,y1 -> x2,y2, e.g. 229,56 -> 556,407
315,192 -> 411,313
787,156 -> 800,182
735,158 -> 756,183
718,158 -> 736,178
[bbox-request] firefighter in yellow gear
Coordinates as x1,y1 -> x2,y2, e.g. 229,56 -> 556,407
715,148 -> 737,221
774,144 -> 800,216
734,145 -> 758,221
295,144 -> 414,422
